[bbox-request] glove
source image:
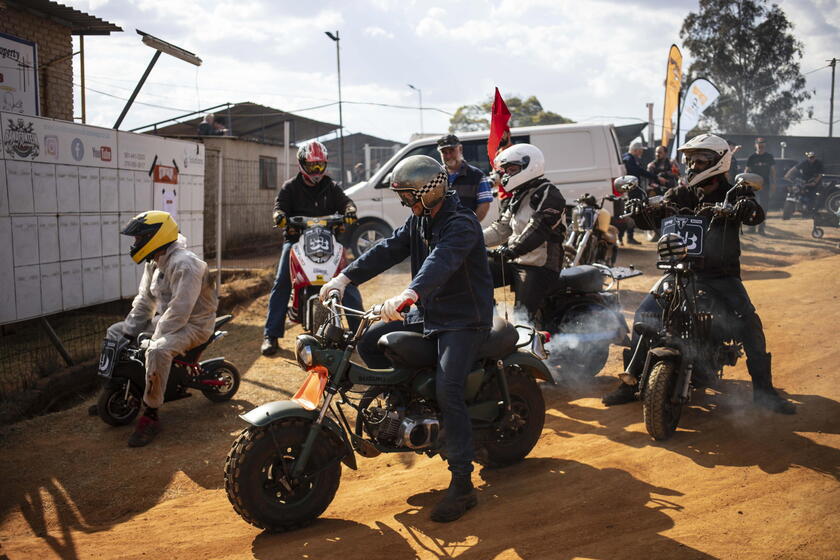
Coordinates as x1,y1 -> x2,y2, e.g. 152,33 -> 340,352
286,226 -> 300,238
273,211 -> 287,228
319,273 -> 351,302
381,289 -> 418,322
138,335 -> 152,350
344,206 -> 358,225
492,246 -> 516,261
733,198 -> 758,221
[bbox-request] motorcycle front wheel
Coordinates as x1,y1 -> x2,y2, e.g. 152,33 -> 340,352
477,368 -> 546,467
642,361 -> 682,440
224,418 -> 342,532
97,379 -> 141,426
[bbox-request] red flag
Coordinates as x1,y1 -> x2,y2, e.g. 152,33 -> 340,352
487,87 -> 511,167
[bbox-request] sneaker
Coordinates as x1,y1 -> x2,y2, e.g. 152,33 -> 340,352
431,481 -> 477,523
753,388 -> 796,415
128,416 -> 161,447
626,237 -> 641,245
602,382 -> 637,406
261,337 -> 279,357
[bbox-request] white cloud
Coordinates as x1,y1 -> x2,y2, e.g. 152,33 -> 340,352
364,26 -> 395,39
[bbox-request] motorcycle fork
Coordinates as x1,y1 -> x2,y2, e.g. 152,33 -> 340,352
574,230 -> 592,266
672,363 -> 693,404
291,343 -> 354,478
495,360 -> 512,414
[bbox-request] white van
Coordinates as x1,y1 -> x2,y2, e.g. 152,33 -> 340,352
344,123 -> 625,255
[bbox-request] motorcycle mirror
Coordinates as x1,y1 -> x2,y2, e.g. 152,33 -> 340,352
734,172 -> 763,191
614,175 -> 639,192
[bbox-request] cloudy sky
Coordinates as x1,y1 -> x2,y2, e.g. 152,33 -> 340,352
65,0 -> 839,144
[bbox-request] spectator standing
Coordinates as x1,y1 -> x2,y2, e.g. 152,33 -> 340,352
437,134 -> 493,221
646,145 -> 679,193
621,142 -> 666,244
745,137 -> 775,234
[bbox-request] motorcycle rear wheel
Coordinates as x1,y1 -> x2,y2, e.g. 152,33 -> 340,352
97,379 -> 141,426
478,368 -> 545,468
643,361 -> 682,441
224,419 -> 342,532
200,360 -> 241,402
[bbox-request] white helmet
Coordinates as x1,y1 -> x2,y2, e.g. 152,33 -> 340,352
677,133 -> 731,188
494,143 -> 545,192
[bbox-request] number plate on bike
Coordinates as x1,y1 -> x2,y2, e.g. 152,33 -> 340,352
98,339 -> 119,378
303,227 -> 333,264
661,215 -> 707,256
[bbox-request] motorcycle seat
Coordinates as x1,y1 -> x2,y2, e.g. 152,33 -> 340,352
178,315 -> 233,363
556,265 -> 603,293
378,316 -> 519,368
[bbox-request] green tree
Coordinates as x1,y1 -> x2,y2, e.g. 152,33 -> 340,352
680,0 -> 811,135
449,95 -> 574,132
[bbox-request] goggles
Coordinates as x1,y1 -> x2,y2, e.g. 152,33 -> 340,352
395,189 -> 419,208
302,160 -> 327,175
682,151 -> 717,167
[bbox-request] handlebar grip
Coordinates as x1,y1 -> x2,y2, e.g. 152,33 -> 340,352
395,299 -> 413,314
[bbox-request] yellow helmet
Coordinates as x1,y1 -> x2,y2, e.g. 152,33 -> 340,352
121,211 -> 179,263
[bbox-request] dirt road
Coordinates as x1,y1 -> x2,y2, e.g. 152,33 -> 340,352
1,215 -> 838,559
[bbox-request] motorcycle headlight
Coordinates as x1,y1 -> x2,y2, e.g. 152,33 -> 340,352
295,335 -> 318,370
657,233 -> 688,262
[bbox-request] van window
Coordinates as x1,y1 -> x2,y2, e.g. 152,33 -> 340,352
538,131 -> 596,171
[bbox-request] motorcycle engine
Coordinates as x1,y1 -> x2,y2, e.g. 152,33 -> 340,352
362,396 -> 439,450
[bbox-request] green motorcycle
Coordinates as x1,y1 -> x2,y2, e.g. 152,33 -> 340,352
224,297 -> 553,532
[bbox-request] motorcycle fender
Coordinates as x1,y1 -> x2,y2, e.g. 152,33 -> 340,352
198,357 -> 226,370
503,351 -> 555,384
648,347 -> 681,362
240,400 -> 357,470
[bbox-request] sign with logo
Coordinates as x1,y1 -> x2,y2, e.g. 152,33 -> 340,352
0,112 -> 117,166
3,117 -> 38,158
0,32 -> 39,116
661,215 -> 707,256
154,164 -> 178,184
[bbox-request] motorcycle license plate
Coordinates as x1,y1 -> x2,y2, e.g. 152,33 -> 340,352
98,339 -> 119,378
661,215 -> 707,257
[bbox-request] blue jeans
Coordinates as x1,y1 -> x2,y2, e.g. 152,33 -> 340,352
358,321 -> 487,477
264,242 -> 363,339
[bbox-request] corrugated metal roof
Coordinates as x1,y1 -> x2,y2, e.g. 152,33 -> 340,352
5,0 -> 122,35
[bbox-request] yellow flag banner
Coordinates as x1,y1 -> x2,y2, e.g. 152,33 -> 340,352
661,44 -> 683,148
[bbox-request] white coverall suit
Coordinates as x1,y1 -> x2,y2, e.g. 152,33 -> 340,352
107,235 -> 218,408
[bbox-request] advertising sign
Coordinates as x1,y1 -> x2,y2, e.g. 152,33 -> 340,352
1,112 -> 117,167
675,78 -> 721,151
661,44 -> 683,150
0,32 -> 39,116
117,131 -> 205,176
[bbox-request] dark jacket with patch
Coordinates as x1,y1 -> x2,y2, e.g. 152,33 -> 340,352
342,193 -> 494,334
273,173 -> 354,241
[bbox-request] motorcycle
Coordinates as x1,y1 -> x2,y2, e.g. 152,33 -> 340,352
284,214 -> 351,332
782,178 -> 819,220
622,173 -> 762,440
224,298 -> 552,532
563,193 -> 620,267
95,315 -> 240,426
613,175 -> 664,241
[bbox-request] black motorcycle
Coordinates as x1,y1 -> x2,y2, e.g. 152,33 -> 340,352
225,298 -> 551,532
95,315 -> 240,426
623,174 -> 761,440
563,194 -> 620,267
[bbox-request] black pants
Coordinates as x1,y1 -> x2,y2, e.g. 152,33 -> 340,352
488,258 -> 557,321
357,320 -> 487,477
625,275 -> 771,389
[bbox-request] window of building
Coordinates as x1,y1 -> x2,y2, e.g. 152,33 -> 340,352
259,156 -> 278,189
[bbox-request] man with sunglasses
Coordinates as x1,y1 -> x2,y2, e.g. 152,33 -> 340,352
602,133 -> 796,415
319,155 -> 494,523
261,140 -> 362,356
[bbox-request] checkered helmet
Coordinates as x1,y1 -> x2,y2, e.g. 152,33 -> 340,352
390,155 -> 448,210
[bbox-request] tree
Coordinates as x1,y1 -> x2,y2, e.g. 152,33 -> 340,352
449,95 -> 574,132
680,0 -> 811,135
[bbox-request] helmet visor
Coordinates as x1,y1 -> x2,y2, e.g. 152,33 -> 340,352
302,160 -> 327,175
682,150 -> 717,167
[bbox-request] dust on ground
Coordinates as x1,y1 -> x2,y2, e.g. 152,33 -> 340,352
1,213 -> 839,559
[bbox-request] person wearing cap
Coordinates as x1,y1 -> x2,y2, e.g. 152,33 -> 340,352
784,151 -> 824,214
437,134 -> 493,221
745,137 -> 775,234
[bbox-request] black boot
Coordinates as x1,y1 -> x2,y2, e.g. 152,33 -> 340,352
748,353 -> 796,415
261,336 -> 278,356
430,474 -> 477,523
602,382 -> 637,406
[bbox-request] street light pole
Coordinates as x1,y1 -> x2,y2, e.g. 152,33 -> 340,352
325,31 -> 345,186
408,83 -> 423,134
829,57 -> 837,138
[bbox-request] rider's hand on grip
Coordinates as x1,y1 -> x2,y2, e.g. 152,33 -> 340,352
343,206 -> 358,225
733,198 -> 757,222
319,273 -> 351,302
381,289 -> 418,322
273,211 -> 287,228
492,246 -> 515,262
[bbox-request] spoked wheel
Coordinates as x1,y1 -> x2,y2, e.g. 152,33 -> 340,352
97,379 -> 141,426
478,368 -> 545,467
200,360 -> 241,402
225,418 -> 342,532
642,361 -> 683,440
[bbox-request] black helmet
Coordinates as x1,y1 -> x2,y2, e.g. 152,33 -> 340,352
390,155 -> 448,211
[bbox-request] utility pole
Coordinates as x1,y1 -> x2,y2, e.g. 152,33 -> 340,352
646,102 -> 654,145
325,31 -> 345,186
408,84 -> 423,134
829,58 -> 837,138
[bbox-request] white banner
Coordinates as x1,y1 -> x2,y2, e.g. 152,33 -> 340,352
1,112 -> 117,167
674,78 -> 720,157
117,131 -> 205,176
0,32 -> 39,116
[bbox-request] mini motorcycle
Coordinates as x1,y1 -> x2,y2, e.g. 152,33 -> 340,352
563,194 -> 620,267
95,315 -> 240,426
623,174 -> 762,440
285,214 -> 351,332
225,298 -> 551,532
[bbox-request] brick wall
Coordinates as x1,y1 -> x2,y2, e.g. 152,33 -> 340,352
0,4 -> 74,121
